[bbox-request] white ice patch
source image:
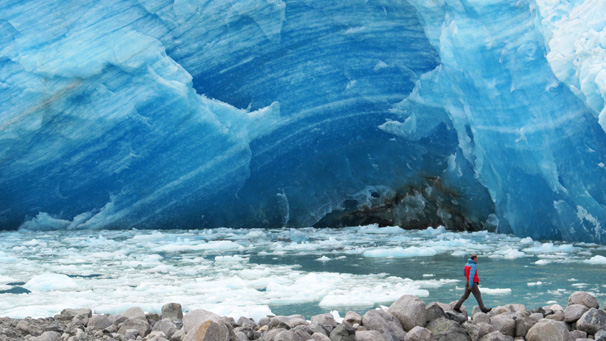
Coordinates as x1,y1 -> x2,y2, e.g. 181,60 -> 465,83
528,281 -> 543,286
363,246 -> 437,258
535,259 -> 551,265
24,274 -> 79,292
584,255 -> 606,264
481,288 -> 512,295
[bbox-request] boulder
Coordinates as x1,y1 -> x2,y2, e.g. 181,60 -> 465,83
54,308 -> 92,321
577,308 -> 606,335
16,320 -> 30,333
464,322 -> 495,341
330,323 -> 355,341
489,315 -> 515,337
472,313 -> 490,325
309,322 -> 330,336
404,326 -> 435,341
361,309 -> 407,341
120,307 -> 147,321
162,303 -> 183,320
88,314 -> 112,330
568,292 -> 599,309
445,311 -> 467,325
118,318 -> 151,337
355,330 -> 385,341
526,319 -> 574,341
238,317 -> 256,327
269,316 -> 293,330
389,295 -> 427,332
426,303 -> 446,324
274,328 -> 313,341
184,320 -> 229,341
564,304 -> 590,323
596,329 -> 606,341
183,309 -> 222,333
287,318 -> 308,329
478,331 -> 512,341
344,311 -> 362,326
514,315 -> 539,338
570,330 -> 587,339
153,319 -> 177,339
545,310 -> 565,321
426,318 -> 470,341
30,331 -> 61,341
262,328 -> 287,341
125,328 -> 139,339
312,333 -> 331,341
312,313 -> 339,333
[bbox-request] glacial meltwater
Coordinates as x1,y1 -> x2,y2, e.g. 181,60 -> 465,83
1,225 -> 605,321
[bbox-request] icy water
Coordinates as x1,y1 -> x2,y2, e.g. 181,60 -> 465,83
1,225 -> 606,321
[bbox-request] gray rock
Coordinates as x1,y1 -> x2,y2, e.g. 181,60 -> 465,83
184,320 -> 229,341
344,312 -> 362,326
545,310 -> 565,321
489,315 -> 515,337
309,322 -> 330,336
235,331 -> 249,341
312,314 -> 338,333
445,311 -> 467,325
55,309 -> 92,321
568,292 -> 599,309
330,323 -> 355,341
503,305 -> 526,314
269,317 -> 292,330
564,304 -> 590,323
478,331 -> 513,341
514,315 -> 539,338
464,322 -> 495,341
118,319 -> 151,337
125,328 -> 139,339
262,328 -> 287,341
426,303 -> 446,324
88,314 -> 112,330
153,319 -> 177,339
596,329 -> 606,341
529,313 -> 543,320
404,326 -> 435,341
17,319 -> 30,333
274,328 -> 313,341
31,331 -> 61,341
577,308 -> 606,335
172,328 -> 185,341
311,333 -> 331,341
162,303 -> 183,321
426,318 -> 470,341
472,313 -> 490,325
182,309 -> 222,333
389,295 -> 427,332
259,317 -> 271,327
237,317 -> 256,327
355,330 -> 385,341
287,318 -> 308,329
120,307 -> 147,322
570,330 -> 587,339
361,309 -> 407,341
526,319 -> 574,341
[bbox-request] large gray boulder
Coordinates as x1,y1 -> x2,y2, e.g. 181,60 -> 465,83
54,308 -> 92,321
596,329 -> 606,341
120,307 -> 147,321
472,313 -> 490,325
464,322 -> 495,341
274,328 -> 313,341
361,309 -> 407,341
117,318 -> 151,337
426,303 -> 446,325
30,331 -> 61,341
355,330 -> 386,341
183,309 -> 223,333
568,292 -> 599,309
312,333 -> 331,341
329,323 -> 355,341
184,320 -> 229,341
478,331 -> 512,341
577,308 -> 606,335
564,304 -> 589,323
488,315 -> 515,337
162,303 -> 183,320
514,315 -> 539,338
404,326 -> 435,341
344,311 -> 362,326
153,319 -> 177,339
426,318 -> 470,341
88,314 -> 112,330
312,313 -> 338,334
526,319 -> 574,341
389,295 -> 427,332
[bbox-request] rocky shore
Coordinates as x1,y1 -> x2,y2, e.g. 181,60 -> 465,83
2,291 -> 606,341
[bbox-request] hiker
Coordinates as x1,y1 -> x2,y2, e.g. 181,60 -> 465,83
454,254 -> 492,313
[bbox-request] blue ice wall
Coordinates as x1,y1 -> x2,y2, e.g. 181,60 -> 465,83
1,0 -> 605,242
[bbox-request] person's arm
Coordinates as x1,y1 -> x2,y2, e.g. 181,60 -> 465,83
468,263 -> 476,288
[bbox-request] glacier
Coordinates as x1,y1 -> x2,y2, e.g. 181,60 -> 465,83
1,0 -> 606,243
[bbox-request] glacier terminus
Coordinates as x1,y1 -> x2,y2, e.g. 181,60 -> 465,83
1,0 -> 606,243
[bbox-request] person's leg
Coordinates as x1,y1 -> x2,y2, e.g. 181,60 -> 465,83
471,284 -> 489,312
454,283 -> 471,310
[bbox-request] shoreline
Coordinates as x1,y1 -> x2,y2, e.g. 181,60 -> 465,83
1,292 -> 605,341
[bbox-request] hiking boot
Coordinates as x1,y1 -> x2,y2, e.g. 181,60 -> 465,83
454,307 -> 462,313
482,308 -> 492,313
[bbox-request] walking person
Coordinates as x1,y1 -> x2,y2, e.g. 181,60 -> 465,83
454,254 -> 492,313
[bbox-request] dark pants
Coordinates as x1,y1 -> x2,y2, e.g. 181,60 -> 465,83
454,282 -> 488,312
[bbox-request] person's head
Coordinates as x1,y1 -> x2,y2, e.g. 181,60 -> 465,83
471,254 -> 478,261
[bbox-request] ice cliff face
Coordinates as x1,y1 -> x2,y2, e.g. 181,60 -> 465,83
1,0 -> 605,242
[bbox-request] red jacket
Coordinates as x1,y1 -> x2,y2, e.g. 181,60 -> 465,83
464,258 -> 479,286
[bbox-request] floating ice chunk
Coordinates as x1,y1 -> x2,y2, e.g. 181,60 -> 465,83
316,256 -> 331,262
528,281 -> 543,286
0,275 -> 16,284
584,255 -> 606,264
492,248 -> 526,259
535,259 -> 551,265
24,273 -> 79,291
451,250 -> 467,257
423,274 -> 435,277
418,226 -> 446,236
482,288 -> 512,295
363,246 -> 437,258
520,237 -> 534,244
331,310 -> 344,323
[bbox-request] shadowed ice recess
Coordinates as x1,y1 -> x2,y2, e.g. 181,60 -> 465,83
1,225 -> 606,320
2,0 -> 606,242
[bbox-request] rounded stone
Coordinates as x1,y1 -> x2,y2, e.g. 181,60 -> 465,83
489,314 -> 515,337
568,292 -> 599,309
526,319 -> 574,341
161,303 -> 183,320
404,326 -> 436,341
388,295 -> 427,332
564,304 -> 589,323
577,308 -> 606,335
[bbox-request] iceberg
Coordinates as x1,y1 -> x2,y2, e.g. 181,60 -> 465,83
1,0 -> 606,242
